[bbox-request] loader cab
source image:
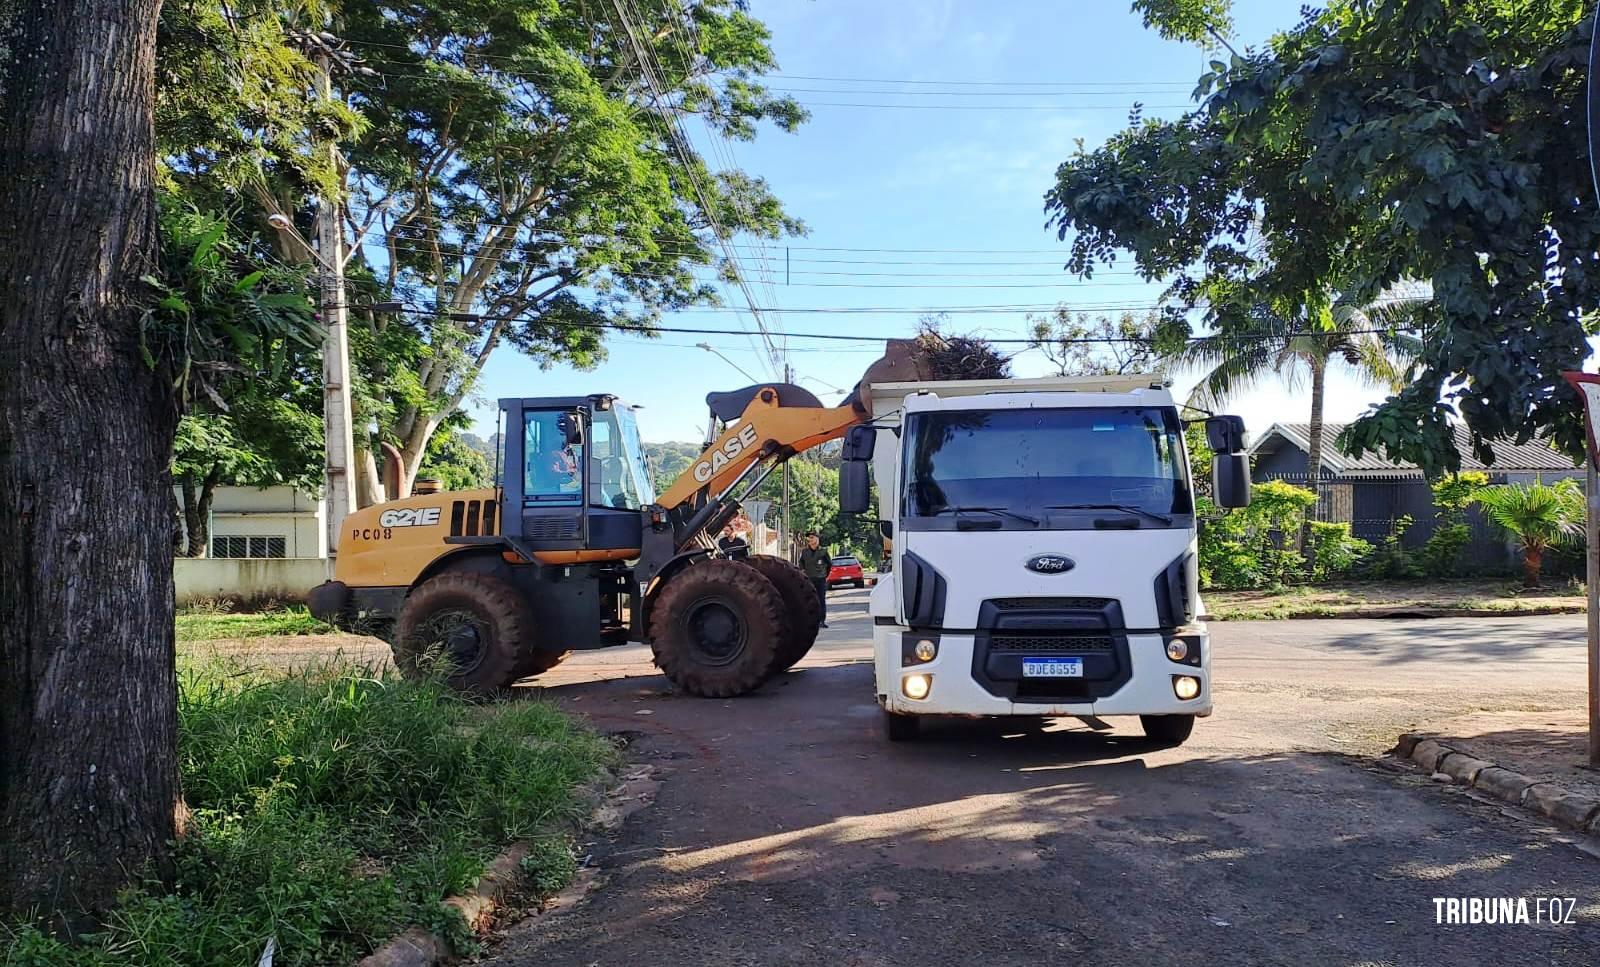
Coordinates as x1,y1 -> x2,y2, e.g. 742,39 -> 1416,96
500,395 -> 655,553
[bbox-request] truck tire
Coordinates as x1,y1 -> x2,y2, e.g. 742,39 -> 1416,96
393,573 -> 530,696
648,559 -> 784,697
884,710 -> 920,742
1140,714 -> 1195,746
742,554 -> 822,674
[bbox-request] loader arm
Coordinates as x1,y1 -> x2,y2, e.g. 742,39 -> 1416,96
652,339 -> 932,539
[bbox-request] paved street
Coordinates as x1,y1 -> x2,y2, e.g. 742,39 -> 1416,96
487,590 -> 1600,966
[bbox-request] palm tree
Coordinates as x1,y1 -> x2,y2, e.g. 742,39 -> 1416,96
1472,480 -> 1586,588
1172,296 -> 1428,514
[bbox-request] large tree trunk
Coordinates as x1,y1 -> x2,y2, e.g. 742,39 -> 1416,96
0,0 -> 178,926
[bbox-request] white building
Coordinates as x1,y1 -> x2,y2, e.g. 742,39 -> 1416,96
173,485 -> 329,605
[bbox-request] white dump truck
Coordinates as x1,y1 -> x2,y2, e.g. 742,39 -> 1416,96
837,374 -> 1252,743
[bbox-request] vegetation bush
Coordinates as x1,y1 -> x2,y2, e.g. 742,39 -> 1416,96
1198,480 -> 1318,590
1305,522 -> 1371,583
4,659 -> 613,967
1416,472 -> 1488,576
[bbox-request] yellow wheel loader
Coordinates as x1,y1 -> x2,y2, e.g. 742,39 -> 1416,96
308,340 -> 929,697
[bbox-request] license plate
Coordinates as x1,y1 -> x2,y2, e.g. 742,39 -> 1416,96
1022,657 -> 1083,678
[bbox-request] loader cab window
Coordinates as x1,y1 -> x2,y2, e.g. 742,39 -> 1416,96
523,410 -> 583,505
588,407 -> 655,510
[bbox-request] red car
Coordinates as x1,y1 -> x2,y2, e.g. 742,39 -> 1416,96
827,555 -> 866,589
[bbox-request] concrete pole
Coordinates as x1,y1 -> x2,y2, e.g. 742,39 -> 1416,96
1588,463 -> 1599,765
315,50 -> 357,562
781,361 -> 792,562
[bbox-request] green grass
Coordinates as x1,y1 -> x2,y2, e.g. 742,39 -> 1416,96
3,658 -> 614,967
1205,579 -> 1588,621
174,605 -> 330,642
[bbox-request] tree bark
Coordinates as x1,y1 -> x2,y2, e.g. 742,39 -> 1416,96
192,467 -> 220,557
1523,545 -> 1543,589
1304,354 -> 1329,520
180,474 -> 202,557
0,0 -> 178,926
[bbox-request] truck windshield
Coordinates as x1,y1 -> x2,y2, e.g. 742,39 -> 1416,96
902,407 -> 1192,523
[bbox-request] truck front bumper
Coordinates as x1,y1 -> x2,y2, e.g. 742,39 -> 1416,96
877,629 -> 1212,718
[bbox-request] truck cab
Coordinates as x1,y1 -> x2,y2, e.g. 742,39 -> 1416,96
840,375 -> 1250,743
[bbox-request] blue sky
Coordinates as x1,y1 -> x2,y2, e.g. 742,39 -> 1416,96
463,0 -> 1386,445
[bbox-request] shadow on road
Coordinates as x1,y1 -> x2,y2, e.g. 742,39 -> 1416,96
489,661 -> 1600,967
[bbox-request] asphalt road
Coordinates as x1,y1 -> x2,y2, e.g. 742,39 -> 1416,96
485,590 -> 1600,967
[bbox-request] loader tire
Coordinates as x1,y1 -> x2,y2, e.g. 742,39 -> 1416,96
743,554 -> 822,674
649,559 -> 784,697
394,573 -> 529,696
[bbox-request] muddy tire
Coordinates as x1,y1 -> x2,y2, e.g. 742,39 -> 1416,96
394,573 -> 530,696
743,554 -> 822,674
648,559 -> 784,697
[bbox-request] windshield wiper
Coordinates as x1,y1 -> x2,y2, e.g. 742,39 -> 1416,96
929,505 -> 1040,526
1046,503 -> 1174,525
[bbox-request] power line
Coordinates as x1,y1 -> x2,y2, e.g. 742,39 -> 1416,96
352,302 -> 1427,346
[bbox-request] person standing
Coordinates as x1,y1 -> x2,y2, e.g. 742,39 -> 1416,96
798,531 -> 831,628
717,524 -> 749,560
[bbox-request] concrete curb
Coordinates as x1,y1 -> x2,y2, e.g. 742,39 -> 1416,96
355,766 -> 656,967
1393,733 -> 1600,838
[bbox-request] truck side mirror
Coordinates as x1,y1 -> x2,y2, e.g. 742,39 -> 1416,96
839,425 -> 875,514
1214,452 -> 1251,508
842,424 -> 876,461
839,461 -> 871,516
1204,414 -> 1246,453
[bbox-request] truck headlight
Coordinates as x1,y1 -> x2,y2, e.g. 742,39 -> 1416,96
1172,675 -> 1201,700
914,639 -> 937,662
903,674 -> 932,700
1165,639 -> 1188,662
901,633 -> 941,666
1163,630 -> 1203,667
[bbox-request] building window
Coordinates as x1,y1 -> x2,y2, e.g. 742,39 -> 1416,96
212,536 -> 287,559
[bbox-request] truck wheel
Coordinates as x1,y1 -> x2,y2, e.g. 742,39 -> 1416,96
742,555 -> 822,674
393,573 -> 529,696
1140,714 -> 1195,746
649,559 -> 784,697
884,710 -> 920,742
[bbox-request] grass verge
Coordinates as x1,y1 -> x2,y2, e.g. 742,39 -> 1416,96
4,657 -> 614,967
175,604 -> 329,642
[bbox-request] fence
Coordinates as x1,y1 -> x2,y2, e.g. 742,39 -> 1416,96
1253,473 -> 1513,566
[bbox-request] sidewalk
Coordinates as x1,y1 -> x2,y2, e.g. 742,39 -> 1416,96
1395,709 -> 1600,836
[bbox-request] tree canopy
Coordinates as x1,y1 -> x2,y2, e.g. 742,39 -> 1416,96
1050,0 -> 1596,476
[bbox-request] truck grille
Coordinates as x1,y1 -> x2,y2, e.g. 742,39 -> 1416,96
989,597 -> 1112,611
989,634 -> 1117,653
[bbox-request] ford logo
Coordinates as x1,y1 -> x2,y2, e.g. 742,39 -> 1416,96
1026,554 -> 1075,575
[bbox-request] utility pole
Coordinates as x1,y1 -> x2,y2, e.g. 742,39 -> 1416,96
314,48 -> 357,563
782,361 -> 792,561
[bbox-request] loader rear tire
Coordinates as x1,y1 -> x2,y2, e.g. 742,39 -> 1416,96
394,573 -> 529,696
649,559 -> 784,697
743,554 -> 822,674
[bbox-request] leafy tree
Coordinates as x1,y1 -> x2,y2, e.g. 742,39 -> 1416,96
1049,0 -> 1596,477
1196,480 -> 1318,589
1473,479 -> 1587,588
310,0 -> 806,503
1173,297 -> 1426,508
646,441 -> 706,492
151,204 -> 323,556
1028,308 -> 1162,377
418,420 -> 493,492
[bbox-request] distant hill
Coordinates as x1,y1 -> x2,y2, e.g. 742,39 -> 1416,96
645,441 -> 702,491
